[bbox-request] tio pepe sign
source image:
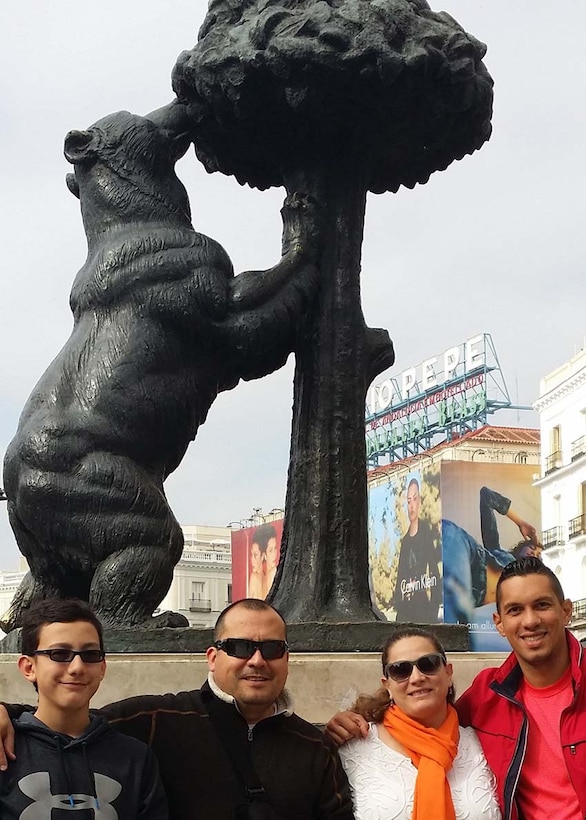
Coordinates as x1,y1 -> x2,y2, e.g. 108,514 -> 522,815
366,334 -> 485,418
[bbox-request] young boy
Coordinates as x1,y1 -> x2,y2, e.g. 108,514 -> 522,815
0,598 -> 168,818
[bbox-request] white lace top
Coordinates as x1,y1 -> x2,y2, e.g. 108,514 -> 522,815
339,723 -> 501,820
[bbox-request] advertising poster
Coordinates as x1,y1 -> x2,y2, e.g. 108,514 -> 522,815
441,461 -> 542,650
368,464 -> 442,623
230,519 -> 284,602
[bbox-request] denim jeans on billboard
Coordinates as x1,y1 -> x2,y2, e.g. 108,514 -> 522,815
443,487 -> 514,625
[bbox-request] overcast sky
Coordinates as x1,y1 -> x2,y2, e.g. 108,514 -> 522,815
1,0 -> 585,569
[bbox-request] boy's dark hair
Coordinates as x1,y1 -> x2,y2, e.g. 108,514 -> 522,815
21,598 -> 105,656
213,598 -> 287,641
496,556 -> 565,613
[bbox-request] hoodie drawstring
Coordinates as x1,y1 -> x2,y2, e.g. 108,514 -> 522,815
82,741 -> 100,810
55,736 -> 75,807
56,736 -> 100,810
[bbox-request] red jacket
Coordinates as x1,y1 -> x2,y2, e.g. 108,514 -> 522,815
456,631 -> 586,820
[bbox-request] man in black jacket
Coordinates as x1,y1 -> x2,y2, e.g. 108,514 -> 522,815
1,598 -> 354,820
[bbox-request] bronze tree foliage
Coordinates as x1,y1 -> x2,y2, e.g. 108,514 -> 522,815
172,0 -> 493,621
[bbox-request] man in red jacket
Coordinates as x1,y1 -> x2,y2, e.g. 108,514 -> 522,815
325,557 -> 586,820
457,557 -> 585,820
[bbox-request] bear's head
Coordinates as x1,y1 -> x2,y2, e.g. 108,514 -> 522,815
64,103 -> 193,242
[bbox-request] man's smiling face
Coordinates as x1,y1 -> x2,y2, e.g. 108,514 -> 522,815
207,605 -> 288,723
494,573 -> 572,683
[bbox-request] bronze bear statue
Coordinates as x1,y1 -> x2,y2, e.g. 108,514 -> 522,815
2,102 -> 318,630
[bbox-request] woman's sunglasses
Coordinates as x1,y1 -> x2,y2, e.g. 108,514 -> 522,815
384,652 -> 446,682
214,638 -> 288,660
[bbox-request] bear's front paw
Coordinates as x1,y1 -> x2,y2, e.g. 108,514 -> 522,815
281,192 -> 322,258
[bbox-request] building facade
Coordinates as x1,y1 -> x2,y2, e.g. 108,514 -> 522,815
534,349 -> 586,635
0,564 -> 27,624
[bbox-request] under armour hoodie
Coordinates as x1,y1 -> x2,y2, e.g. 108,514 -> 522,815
0,712 -> 168,819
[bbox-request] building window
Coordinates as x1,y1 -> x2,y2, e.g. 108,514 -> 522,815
227,583 -> 233,604
546,426 -> 562,474
551,425 -> 561,452
189,581 -> 211,613
191,581 -> 205,601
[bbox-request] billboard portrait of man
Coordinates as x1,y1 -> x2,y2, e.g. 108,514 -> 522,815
392,474 -> 442,623
368,466 -> 442,623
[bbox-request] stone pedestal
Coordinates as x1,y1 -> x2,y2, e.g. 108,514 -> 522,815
0,621 -> 467,654
0,650 -> 504,724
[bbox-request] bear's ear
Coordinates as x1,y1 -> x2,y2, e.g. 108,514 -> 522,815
63,129 -> 95,164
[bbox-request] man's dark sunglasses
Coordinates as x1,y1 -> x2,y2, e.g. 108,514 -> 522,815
33,649 -> 106,664
384,652 -> 446,682
214,638 -> 288,661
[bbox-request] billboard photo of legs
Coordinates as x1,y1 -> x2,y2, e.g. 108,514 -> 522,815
441,462 -> 542,650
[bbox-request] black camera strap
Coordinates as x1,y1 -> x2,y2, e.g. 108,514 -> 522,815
205,692 -> 266,803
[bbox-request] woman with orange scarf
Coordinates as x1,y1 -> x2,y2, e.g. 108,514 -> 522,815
338,627 -> 500,820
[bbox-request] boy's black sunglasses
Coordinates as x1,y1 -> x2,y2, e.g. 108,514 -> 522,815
214,638 -> 288,661
384,652 -> 446,682
33,649 -> 106,664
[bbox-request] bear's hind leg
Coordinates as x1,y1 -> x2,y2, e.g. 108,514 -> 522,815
90,545 -> 188,628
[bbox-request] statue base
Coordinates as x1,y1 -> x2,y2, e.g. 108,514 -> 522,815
0,621 -> 467,654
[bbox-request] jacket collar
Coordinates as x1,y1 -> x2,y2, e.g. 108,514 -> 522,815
491,629 -> 583,697
206,672 -> 294,718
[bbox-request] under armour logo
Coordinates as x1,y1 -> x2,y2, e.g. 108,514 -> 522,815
18,771 -> 121,818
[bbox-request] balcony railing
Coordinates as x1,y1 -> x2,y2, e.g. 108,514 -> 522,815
569,515 -> 586,539
182,550 -> 231,563
542,526 -> 564,548
572,598 -> 586,623
545,450 -> 563,475
571,436 -> 586,462
189,598 -> 212,612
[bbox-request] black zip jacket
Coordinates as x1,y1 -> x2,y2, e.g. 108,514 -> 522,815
101,680 -> 354,820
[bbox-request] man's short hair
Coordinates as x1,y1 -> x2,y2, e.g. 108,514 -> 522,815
21,598 -> 105,656
214,598 -> 287,641
496,557 -> 565,613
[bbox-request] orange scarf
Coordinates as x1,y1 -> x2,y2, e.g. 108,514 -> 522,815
382,703 -> 459,820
